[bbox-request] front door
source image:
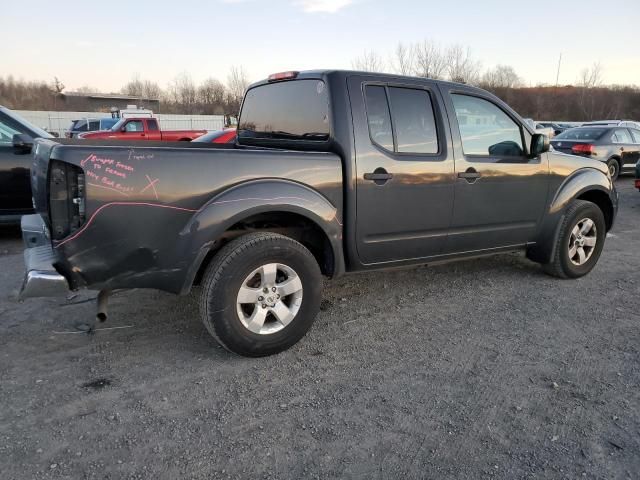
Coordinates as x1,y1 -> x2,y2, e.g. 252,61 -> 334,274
349,76 -> 455,264
439,87 -> 549,253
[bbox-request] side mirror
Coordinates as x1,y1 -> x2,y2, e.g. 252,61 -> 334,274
530,133 -> 549,157
13,133 -> 34,155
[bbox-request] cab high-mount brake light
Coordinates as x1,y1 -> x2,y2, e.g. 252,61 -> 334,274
268,71 -> 299,82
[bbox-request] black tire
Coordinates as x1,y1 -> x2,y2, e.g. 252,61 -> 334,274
199,232 -> 322,357
542,200 -> 606,279
606,158 -> 620,181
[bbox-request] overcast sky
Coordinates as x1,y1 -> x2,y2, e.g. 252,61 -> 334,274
3,0 -> 639,92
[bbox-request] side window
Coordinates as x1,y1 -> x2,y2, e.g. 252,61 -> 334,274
364,85 -> 394,151
451,94 -> 524,157
74,120 -> 88,132
125,120 -> 144,132
630,129 -> 640,144
0,119 -> 22,145
611,128 -> 631,144
88,120 -> 100,131
147,119 -> 159,131
388,87 -> 438,154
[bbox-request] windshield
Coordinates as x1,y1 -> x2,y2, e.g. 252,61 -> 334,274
1,107 -> 52,138
555,128 -> 607,140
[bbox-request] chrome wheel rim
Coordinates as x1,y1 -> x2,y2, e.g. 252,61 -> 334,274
568,218 -> 597,266
236,263 -> 303,335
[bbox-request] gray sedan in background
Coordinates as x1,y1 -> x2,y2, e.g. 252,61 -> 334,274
551,126 -> 640,180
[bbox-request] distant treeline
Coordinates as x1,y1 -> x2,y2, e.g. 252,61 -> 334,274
2,66 -> 640,122
485,85 -> 640,122
0,66 -> 250,116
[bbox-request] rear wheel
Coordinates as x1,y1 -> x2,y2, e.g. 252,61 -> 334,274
606,158 -> 620,180
543,200 -> 606,278
199,232 -> 322,357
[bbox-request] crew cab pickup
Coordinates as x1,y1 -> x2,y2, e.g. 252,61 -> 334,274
18,70 -> 618,357
79,117 -> 206,142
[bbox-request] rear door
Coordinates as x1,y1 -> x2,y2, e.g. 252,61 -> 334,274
349,75 -> 455,264
439,87 -> 549,253
612,128 -> 638,167
145,119 -> 161,141
626,129 -> 640,166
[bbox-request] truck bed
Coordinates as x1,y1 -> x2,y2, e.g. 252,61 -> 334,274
31,138 -> 343,293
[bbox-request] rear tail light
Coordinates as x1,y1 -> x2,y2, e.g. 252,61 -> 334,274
49,160 -> 85,240
635,179 -> 640,189
268,71 -> 299,82
571,143 -> 595,155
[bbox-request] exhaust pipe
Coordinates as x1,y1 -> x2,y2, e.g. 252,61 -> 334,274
96,290 -> 111,323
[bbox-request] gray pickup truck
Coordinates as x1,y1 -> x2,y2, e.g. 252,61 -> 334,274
18,70 -> 618,356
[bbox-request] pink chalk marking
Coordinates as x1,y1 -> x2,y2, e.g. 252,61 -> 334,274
141,175 -> 160,200
87,182 -> 131,197
55,202 -> 198,248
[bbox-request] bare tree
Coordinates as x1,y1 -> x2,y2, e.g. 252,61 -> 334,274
122,75 -> 162,100
351,50 -> 386,72
481,65 -> 522,89
168,72 -> 197,113
198,77 -> 227,114
579,62 -> 604,88
412,40 -> 447,79
445,45 -> 481,84
391,43 -> 414,76
51,77 -> 65,94
227,66 -> 249,101
225,66 -> 250,113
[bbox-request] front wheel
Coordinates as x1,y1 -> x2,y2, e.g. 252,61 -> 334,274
543,200 -> 606,279
199,232 -> 322,357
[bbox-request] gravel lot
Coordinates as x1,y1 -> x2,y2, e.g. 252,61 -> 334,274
1,177 -> 638,480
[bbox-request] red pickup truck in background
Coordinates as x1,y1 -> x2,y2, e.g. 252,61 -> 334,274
79,118 -> 206,141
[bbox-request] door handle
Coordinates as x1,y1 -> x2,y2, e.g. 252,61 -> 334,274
364,168 -> 393,185
458,168 -> 481,183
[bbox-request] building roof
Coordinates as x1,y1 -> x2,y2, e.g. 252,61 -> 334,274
62,91 -> 160,102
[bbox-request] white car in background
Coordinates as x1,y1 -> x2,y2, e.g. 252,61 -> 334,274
524,118 -> 555,138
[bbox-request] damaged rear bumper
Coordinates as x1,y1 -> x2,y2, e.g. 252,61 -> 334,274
20,214 -> 70,298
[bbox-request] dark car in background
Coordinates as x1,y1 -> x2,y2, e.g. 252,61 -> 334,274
0,106 -> 52,223
66,117 -> 119,138
551,126 -> 640,180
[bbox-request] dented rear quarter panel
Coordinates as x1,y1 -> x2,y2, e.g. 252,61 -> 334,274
41,141 -> 343,293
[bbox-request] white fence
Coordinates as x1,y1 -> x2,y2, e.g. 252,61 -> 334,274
16,110 -> 226,137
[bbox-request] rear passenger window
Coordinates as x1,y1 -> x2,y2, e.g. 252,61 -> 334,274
611,129 -> 631,143
364,85 -> 439,155
364,86 -> 394,151
388,87 -> 438,154
88,120 -> 100,130
147,119 -> 159,131
630,129 -> 640,143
